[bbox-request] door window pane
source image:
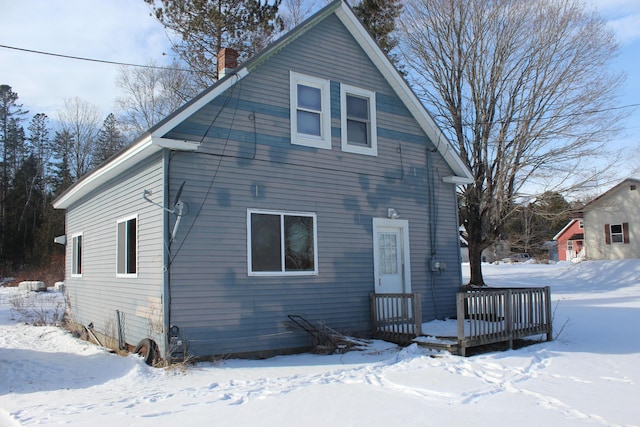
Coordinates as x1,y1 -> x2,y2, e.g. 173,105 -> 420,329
378,232 -> 398,275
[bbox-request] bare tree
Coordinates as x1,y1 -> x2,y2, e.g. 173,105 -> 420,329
115,60 -> 198,137
57,98 -> 101,180
281,0 -> 316,30
400,0 -> 625,285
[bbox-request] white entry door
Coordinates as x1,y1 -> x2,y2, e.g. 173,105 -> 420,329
373,218 -> 411,294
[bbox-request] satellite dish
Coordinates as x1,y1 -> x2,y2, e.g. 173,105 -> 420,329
142,181 -> 188,243
173,181 -> 185,209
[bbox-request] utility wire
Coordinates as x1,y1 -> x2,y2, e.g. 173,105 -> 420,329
0,43 -> 194,72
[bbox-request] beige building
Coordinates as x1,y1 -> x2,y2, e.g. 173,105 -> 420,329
582,178 -> 640,260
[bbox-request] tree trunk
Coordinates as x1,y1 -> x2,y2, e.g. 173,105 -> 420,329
466,201 -> 486,287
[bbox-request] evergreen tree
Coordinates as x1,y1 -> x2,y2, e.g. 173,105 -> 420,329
0,86 -> 28,272
27,114 -> 51,206
353,0 -> 403,69
145,0 -> 284,87
50,129 -> 74,197
93,113 -> 125,166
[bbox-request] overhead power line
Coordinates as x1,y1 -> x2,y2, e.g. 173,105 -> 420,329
0,43 -> 193,72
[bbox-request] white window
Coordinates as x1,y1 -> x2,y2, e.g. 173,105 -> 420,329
71,233 -> 82,277
610,223 -> 624,243
117,215 -> 137,277
340,84 -> 377,156
247,209 -> 318,276
290,71 -> 332,149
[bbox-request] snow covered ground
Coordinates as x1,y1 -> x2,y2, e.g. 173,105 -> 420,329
1,260 -> 639,426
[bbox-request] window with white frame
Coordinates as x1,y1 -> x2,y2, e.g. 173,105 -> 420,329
248,209 -> 317,275
340,84 -> 377,156
117,216 -> 137,276
290,71 -> 332,149
71,233 -> 82,277
610,223 -> 624,243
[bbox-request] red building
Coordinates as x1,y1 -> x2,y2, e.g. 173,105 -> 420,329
553,219 -> 584,261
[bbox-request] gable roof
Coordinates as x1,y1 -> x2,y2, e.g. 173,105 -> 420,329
580,178 -> 640,212
553,219 -> 582,241
54,0 -> 472,210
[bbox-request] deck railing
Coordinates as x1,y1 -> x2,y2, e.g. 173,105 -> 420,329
456,287 -> 552,356
370,293 -> 422,344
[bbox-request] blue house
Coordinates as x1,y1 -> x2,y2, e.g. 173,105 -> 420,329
53,0 -> 472,361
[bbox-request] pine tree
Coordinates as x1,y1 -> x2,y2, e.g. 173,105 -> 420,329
27,114 -> 51,206
145,0 -> 284,87
50,130 -> 74,197
352,0 -> 403,69
93,113 -> 125,167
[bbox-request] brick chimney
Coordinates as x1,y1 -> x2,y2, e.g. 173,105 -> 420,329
217,48 -> 239,79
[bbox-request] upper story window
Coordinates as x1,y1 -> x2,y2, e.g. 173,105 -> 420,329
341,84 -> 377,156
290,71 -> 332,149
248,209 -> 318,276
71,233 -> 82,277
117,215 -> 138,277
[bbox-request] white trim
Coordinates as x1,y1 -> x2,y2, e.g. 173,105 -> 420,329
290,71 -> 332,150
116,214 -> 138,278
247,208 -> 319,276
443,175 -> 472,185
340,83 -> 377,156
152,137 -> 200,151
372,218 -> 411,293
553,219 -> 579,241
71,232 -> 83,278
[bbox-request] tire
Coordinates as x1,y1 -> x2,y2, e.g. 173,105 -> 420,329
134,338 -> 159,366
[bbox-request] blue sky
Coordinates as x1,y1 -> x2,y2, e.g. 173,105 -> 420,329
0,0 -> 637,178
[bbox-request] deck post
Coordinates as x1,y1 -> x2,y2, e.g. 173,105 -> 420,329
414,293 -> 422,336
456,291 -> 465,353
505,289 -> 513,349
544,286 -> 553,341
370,293 -> 377,336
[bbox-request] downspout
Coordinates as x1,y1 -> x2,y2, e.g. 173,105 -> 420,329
162,149 -> 171,360
427,148 -> 439,318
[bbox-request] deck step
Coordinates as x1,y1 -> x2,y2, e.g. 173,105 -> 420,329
413,336 -> 460,354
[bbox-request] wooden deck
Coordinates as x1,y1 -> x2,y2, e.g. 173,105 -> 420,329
370,293 -> 422,345
371,287 -> 552,356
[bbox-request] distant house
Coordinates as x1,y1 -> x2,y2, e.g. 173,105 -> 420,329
553,219 -> 584,261
580,178 -> 640,260
53,0 -> 472,361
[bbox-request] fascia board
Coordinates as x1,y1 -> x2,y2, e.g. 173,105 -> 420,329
53,136 -> 158,209
335,4 -> 473,184
153,137 -> 199,151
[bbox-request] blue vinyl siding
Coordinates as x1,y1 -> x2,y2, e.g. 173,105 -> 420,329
162,15 -> 463,357
64,152 -> 166,354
